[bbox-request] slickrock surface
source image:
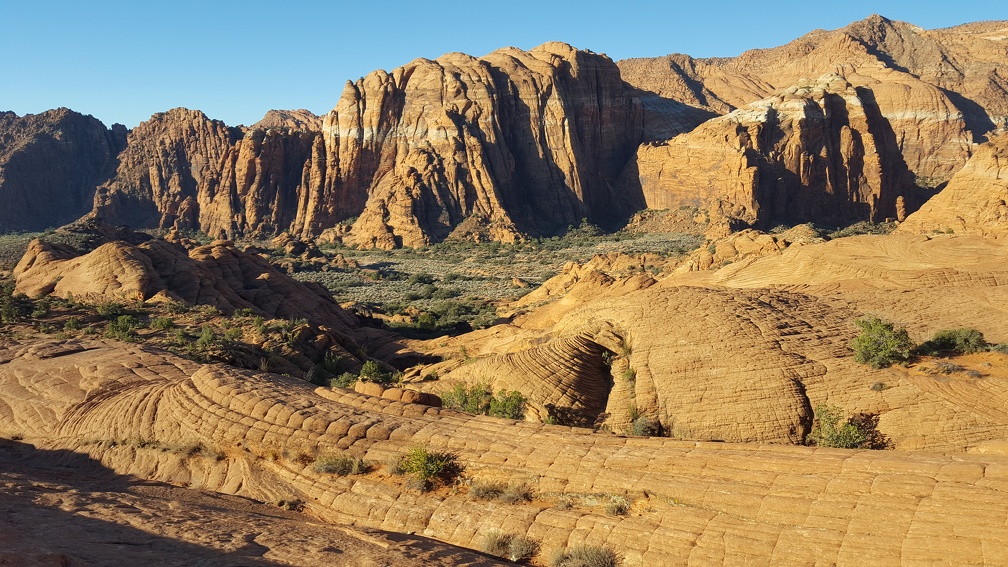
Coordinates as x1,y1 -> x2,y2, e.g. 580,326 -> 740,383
0,109 -> 125,232
0,439 -> 503,566
1,339 -> 1006,565
410,231 -> 1008,450
624,74 -> 914,228
897,132 -> 1008,238
619,15 -> 1008,182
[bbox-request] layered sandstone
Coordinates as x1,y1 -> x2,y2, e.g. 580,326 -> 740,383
620,15 -> 1007,182
0,108 -> 125,231
2,339 -> 1007,565
896,132 -> 1008,237
623,74 -> 914,228
89,44 -> 709,248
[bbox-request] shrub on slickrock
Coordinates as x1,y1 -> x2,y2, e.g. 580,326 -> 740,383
851,316 -> 913,368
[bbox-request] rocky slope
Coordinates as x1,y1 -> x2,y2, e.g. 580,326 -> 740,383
620,15 -> 1008,183
2,338 -> 1006,565
622,74 -> 915,229
0,108 -> 125,232
896,131 -> 1008,237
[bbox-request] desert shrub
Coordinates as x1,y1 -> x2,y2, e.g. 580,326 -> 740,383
489,390 -> 526,420
622,367 -> 636,385
991,343 -> 1008,354
869,381 -> 888,392
933,361 -> 965,375
469,479 -> 506,501
359,360 -> 396,385
31,296 -> 50,318
330,372 -> 358,389
95,301 -> 125,319
0,279 -> 33,323
313,453 -> 370,476
105,315 -> 139,342
500,482 -> 534,504
63,316 -> 81,331
481,530 -> 540,563
551,545 -> 620,567
851,317 -> 914,368
917,328 -> 987,355
150,317 -> 175,331
279,317 -> 307,346
396,446 -> 463,491
441,383 -> 492,414
629,415 -> 658,437
605,495 -> 630,516
195,326 -> 216,349
321,352 -> 345,374
808,404 -> 869,449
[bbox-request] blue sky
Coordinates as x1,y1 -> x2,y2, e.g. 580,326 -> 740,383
3,0 -> 1007,128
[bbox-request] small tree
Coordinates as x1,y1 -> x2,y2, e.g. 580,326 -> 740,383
851,316 -> 914,368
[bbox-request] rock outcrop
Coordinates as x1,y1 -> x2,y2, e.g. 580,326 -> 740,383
12,233 -> 360,336
623,74 -> 915,228
620,15 -> 1008,183
896,132 -> 1008,237
89,44 -> 709,248
3,338 -> 1007,565
0,108 -> 125,231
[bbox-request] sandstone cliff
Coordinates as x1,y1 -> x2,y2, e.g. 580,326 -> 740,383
896,132 -> 1008,237
622,74 -> 914,228
620,15 -> 1008,183
90,44 -> 709,248
0,108 -> 125,231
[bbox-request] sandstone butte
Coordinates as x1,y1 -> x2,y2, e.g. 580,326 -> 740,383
3,14 -> 1008,567
2,16 -> 1006,247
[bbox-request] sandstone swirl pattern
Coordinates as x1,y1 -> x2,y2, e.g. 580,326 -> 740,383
1,339 -> 1006,566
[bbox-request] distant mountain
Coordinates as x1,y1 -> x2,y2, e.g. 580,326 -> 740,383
2,16 -> 1006,244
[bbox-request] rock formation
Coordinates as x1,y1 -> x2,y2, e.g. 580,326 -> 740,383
623,74 -> 915,228
87,44 -> 709,248
896,132 -> 1008,237
3,338 -> 1007,565
0,108 -> 125,231
11,230 -> 366,358
620,15 -> 1008,183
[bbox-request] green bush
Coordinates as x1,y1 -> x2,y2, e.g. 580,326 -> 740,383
917,328 -> 987,355
0,280 -> 34,323
851,317 -> 914,368
105,315 -> 139,342
489,390 -> 526,420
551,545 -> 619,567
95,301 -> 125,319
395,446 -> 463,491
150,317 -> 175,331
605,495 -> 630,516
359,360 -> 396,385
313,453 -> 369,476
808,404 -> 869,449
330,372 -> 358,389
442,383 -> 526,419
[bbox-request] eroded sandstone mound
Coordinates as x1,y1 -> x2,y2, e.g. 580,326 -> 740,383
623,74 -> 915,228
0,108 -> 125,231
1,338 -> 1006,565
11,232 -> 362,345
897,132 -> 1008,237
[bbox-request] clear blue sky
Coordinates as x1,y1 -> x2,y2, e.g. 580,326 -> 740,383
3,0 -> 1006,128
